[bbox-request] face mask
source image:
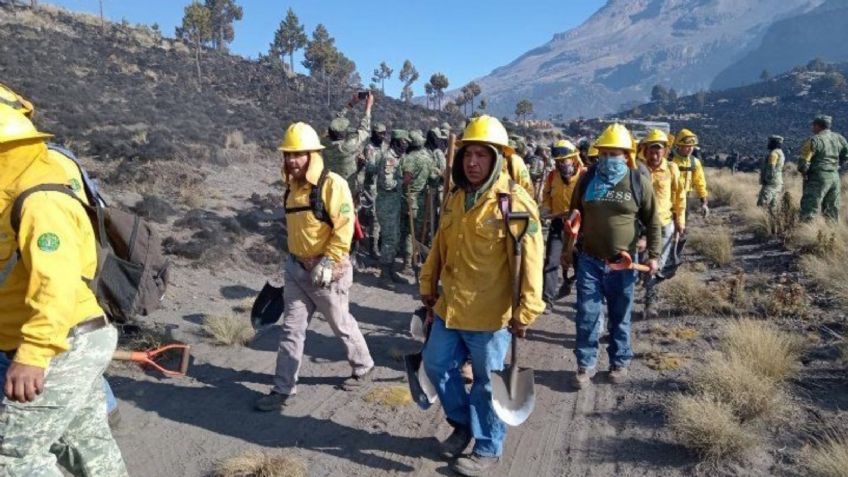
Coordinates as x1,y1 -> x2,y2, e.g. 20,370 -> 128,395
556,161 -> 576,178
597,155 -> 628,177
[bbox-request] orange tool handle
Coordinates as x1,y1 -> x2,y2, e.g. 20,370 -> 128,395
113,344 -> 191,377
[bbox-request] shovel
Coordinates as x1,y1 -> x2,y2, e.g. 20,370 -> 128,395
404,307 -> 438,409
606,251 -> 652,273
113,343 -> 191,377
492,211 -> 536,427
250,281 -> 285,330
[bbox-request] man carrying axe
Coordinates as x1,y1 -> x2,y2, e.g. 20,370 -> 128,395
420,115 -> 544,476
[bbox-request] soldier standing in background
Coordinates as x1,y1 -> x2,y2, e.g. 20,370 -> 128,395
798,115 -> 848,222
360,122 -> 389,258
400,130 -> 435,271
373,130 -> 408,284
757,136 -> 785,209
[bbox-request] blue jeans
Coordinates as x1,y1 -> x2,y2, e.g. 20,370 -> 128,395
0,353 -> 117,413
574,253 -> 636,370
422,317 -> 511,457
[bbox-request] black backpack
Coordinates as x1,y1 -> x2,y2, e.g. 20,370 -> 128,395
283,167 -> 332,225
0,146 -> 170,323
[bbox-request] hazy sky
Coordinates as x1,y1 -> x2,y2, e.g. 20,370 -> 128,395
47,0 -> 605,97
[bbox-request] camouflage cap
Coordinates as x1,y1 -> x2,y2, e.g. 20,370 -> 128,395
429,127 -> 447,139
813,114 -> 832,128
372,122 -> 387,133
409,129 -> 426,147
329,117 -> 350,133
440,121 -> 451,131
391,129 -> 409,141
769,135 -> 784,143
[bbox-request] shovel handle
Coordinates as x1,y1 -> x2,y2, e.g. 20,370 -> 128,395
113,344 -> 191,377
509,334 -> 519,401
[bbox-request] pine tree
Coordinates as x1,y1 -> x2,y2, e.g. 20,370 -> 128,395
398,60 -> 419,103
176,2 -> 212,89
371,62 -> 393,94
515,99 -> 534,123
270,8 -> 307,73
204,0 -> 243,51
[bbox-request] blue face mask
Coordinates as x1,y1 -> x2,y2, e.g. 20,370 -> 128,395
597,155 -> 628,177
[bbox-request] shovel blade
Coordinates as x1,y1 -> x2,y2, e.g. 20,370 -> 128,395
404,352 -> 438,410
491,367 -> 536,426
251,282 -> 285,330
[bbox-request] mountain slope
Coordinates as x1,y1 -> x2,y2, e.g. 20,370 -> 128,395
468,0 -> 828,119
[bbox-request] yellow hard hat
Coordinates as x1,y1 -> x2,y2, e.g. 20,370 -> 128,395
588,145 -> 599,158
594,123 -> 635,152
0,104 -> 52,145
641,128 -> 669,147
551,139 -> 579,161
0,83 -> 34,118
279,122 -> 325,152
458,115 -> 514,156
675,128 -> 698,146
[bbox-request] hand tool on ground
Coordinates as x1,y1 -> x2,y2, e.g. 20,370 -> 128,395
492,205 -> 536,426
113,344 -> 191,377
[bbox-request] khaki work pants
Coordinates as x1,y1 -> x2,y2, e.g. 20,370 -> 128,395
273,257 -> 374,395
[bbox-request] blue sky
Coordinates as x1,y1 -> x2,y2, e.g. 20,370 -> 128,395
47,1 -> 605,97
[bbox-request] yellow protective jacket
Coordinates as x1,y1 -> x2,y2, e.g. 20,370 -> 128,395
0,141 -> 103,368
672,153 -> 708,199
419,171 -> 545,331
506,154 -> 535,200
283,153 -> 355,262
542,168 -> 583,216
646,158 -> 687,227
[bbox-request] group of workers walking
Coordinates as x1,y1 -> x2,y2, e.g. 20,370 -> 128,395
0,78 -> 846,476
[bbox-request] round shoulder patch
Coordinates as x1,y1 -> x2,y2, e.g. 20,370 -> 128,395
340,203 -> 352,214
69,178 -> 82,192
37,233 -> 61,252
527,220 -> 540,236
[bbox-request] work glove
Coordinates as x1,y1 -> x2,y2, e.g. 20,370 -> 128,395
699,199 -> 710,218
311,256 -> 335,289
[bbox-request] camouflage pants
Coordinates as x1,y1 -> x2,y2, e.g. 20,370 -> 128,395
401,193 -> 427,259
757,185 -> 782,208
800,172 -> 840,222
376,192 -> 402,266
366,185 -> 380,255
0,326 -> 127,477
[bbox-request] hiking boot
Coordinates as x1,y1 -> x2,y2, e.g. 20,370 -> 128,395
342,367 -> 374,390
380,265 -> 404,285
452,454 -> 500,477
543,299 -> 555,315
460,362 -> 473,384
439,426 -> 472,459
572,368 -> 593,389
255,391 -> 291,412
557,281 -> 572,299
609,366 -> 629,384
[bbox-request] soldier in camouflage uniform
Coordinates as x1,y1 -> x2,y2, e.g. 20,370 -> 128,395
526,145 -> 547,200
440,121 -> 452,139
372,130 -> 408,284
360,122 -> 389,257
401,130 -> 435,269
323,92 -> 374,194
425,128 -> 448,236
799,115 -> 848,222
757,135 -> 785,209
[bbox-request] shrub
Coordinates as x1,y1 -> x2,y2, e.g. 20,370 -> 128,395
805,432 -> 848,477
203,314 -> 255,346
689,226 -> 733,266
661,271 -> 728,315
719,319 -> 802,381
692,353 -> 786,422
212,450 -> 307,477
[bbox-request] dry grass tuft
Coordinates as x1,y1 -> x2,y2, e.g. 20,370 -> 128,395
689,226 -> 733,266
661,271 -> 728,315
667,393 -> 760,462
720,320 -> 803,382
365,385 -> 413,407
644,351 -> 687,371
213,449 -> 307,477
646,324 -> 699,343
180,181 -> 207,209
203,314 -> 255,346
805,432 -> 848,477
800,253 -> 848,306
692,353 -> 786,422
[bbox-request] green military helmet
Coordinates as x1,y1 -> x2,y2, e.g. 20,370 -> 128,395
391,129 -> 409,141
373,122 -> 387,133
769,135 -> 784,143
409,129 -> 426,147
329,117 -> 350,133
428,127 -> 446,140
813,114 -> 832,129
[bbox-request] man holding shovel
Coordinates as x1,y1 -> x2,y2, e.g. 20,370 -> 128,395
569,123 -> 661,388
420,115 -> 544,476
256,122 -> 374,412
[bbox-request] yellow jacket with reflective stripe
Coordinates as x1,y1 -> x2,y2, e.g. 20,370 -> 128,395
646,158 -> 687,227
506,154 -> 535,199
542,168 -> 583,216
419,171 -> 545,331
0,142 -> 102,368
672,153 -> 708,199
283,154 -> 355,262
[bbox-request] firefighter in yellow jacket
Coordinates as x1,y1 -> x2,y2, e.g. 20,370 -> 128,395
419,115 -> 544,476
671,129 -> 709,217
0,105 -> 128,476
256,122 -> 374,412
638,129 -> 686,318
541,139 -> 584,305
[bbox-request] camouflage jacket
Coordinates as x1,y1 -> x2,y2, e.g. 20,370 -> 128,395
401,148 -> 434,196
759,148 -> 785,186
373,149 -> 402,193
799,129 -> 848,174
323,113 -> 371,183
427,147 -> 447,188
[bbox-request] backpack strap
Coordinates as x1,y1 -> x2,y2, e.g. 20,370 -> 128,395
46,144 -> 107,207
630,167 -> 643,211
284,167 -> 333,227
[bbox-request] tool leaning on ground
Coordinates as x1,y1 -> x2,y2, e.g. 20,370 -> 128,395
491,204 -> 536,427
404,306 -> 439,409
113,343 -> 192,377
